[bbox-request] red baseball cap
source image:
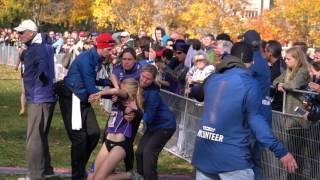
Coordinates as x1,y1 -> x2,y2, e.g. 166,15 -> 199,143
79,31 -> 87,37
96,33 -> 116,49
156,48 -> 169,57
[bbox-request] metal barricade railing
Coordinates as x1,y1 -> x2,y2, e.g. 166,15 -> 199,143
281,89 -> 319,114
159,90 -> 202,163
159,89 -> 320,179
0,44 -> 19,66
262,111 -> 320,180
282,91 -> 287,113
0,44 -> 68,80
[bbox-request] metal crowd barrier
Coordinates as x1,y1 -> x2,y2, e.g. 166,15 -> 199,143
159,90 -> 202,163
0,44 -> 68,80
159,89 -> 320,180
0,44 -> 19,66
262,111 -> 320,180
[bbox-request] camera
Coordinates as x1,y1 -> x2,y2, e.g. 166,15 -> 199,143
294,106 -> 306,116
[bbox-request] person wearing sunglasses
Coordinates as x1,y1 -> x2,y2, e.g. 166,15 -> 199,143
15,19 -> 56,180
185,50 -> 215,95
161,40 -> 190,95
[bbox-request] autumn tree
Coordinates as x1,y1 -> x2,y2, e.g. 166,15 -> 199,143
0,0 -> 94,30
152,0 -> 190,31
93,0 -> 154,34
277,0 -> 320,45
244,11 -> 286,43
177,0 -> 248,38
246,0 -> 320,46
1,0 -> 320,47
0,0 -> 29,27
68,0 -> 94,30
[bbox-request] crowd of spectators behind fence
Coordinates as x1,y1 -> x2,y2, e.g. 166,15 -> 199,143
3,24 -> 320,179
3,26 -> 320,118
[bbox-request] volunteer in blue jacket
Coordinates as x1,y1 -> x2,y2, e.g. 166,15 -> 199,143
58,33 -> 115,180
135,64 -> 176,180
190,42 -> 297,180
15,19 -> 56,180
244,30 -> 273,180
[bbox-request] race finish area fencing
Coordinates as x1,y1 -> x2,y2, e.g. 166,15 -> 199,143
1,44 -> 320,179
159,89 -> 320,180
0,44 -> 19,66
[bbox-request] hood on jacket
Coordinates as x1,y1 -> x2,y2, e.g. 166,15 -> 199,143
243,30 -> 260,48
41,33 -> 53,44
162,35 -> 170,45
215,55 -> 246,73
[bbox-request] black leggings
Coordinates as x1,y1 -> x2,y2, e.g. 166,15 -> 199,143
123,114 -> 142,171
136,128 -> 175,180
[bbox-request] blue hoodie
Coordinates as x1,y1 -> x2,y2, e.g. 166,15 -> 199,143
23,33 -> 56,103
244,30 -> 272,124
143,84 -> 176,132
191,56 -> 287,174
250,51 -> 272,125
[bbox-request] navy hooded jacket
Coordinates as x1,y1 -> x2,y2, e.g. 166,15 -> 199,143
23,33 -> 56,103
143,84 -> 176,132
191,56 -> 287,173
250,51 -> 272,125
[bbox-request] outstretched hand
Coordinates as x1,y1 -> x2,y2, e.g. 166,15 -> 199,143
280,153 -> 297,173
88,93 -> 101,102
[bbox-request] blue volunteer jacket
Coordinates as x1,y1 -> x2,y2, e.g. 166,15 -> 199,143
143,84 -> 176,132
23,33 -> 56,103
64,47 -> 103,102
191,56 -> 287,174
250,51 -> 272,125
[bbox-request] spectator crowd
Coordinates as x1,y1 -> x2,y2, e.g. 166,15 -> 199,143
3,19 -> 320,180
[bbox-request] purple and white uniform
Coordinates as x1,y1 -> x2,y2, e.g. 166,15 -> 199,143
106,104 -> 132,138
112,63 -> 141,82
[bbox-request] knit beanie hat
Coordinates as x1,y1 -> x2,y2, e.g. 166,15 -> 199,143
173,40 -> 189,54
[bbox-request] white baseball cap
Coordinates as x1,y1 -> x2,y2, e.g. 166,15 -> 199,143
14,19 -> 38,32
120,31 -> 129,37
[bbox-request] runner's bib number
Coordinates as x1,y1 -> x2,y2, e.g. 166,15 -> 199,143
108,111 -> 118,128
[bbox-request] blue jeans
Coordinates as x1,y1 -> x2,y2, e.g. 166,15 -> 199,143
196,169 -> 254,180
252,142 -> 263,180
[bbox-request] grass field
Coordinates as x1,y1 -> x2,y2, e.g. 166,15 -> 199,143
0,65 -> 194,179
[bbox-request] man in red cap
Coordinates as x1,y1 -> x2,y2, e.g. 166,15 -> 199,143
56,33 -> 115,180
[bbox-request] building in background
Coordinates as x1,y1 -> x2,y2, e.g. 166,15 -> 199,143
243,0 -> 274,18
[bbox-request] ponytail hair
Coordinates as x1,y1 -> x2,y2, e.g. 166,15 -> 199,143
136,87 -> 144,112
